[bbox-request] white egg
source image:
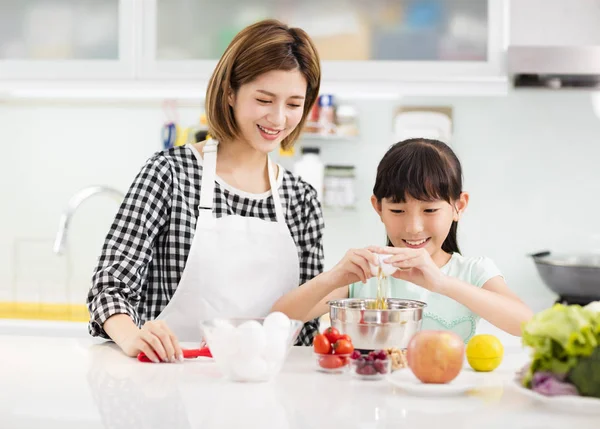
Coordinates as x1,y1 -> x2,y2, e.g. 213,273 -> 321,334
209,322 -> 239,368
213,318 -> 234,330
263,330 -> 288,364
263,312 -> 291,334
236,320 -> 267,359
231,357 -> 268,381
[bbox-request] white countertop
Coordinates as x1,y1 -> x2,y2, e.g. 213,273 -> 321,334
1,335 -> 598,429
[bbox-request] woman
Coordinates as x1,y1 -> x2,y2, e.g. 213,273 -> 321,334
88,19 -> 331,363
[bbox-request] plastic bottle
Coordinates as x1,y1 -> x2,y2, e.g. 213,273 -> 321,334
293,147 -> 324,202
318,94 -> 336,135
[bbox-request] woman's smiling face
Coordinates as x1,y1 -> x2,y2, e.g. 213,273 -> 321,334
229,69 -> 307,153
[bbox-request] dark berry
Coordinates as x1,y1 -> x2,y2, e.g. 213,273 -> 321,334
350,350 -> 361,360
358,364 -> 377,376
377,351 -> 388,361
366,355 -> 374,362
374,360 -> 387,374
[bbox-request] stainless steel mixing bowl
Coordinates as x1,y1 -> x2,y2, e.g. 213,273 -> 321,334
328,298 -> 426,350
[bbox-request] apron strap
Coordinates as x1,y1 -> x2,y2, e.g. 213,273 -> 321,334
197,140 -> 285,224
268,159 -> 286,224
199,140 -> 219,211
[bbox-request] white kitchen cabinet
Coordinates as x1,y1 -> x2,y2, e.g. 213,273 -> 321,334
0,0 -> 136,79
0,0 -> 508,97
140,0 -> 508,88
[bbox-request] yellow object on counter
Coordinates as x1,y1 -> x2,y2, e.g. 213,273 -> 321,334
466,334 -> 504,372
0,301 -> 89,322
279,144 -> 295,157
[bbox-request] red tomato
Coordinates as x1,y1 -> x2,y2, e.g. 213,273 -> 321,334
333,339 -> 354,355
318,355 -> 346,369
324,327 -> 341,344
338,334 -> 352,343
313,334 -> 331,354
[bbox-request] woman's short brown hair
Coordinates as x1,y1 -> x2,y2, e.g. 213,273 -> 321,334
205,19 -> 321,150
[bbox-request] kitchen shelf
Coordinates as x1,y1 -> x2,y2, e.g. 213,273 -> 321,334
300,133 -> 360,142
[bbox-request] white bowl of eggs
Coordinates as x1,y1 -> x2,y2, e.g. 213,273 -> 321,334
199,312 -> 303,382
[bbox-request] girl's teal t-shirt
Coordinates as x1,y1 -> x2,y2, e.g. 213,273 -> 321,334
348,253 -> 503,343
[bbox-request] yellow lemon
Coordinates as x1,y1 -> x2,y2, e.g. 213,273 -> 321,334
466,334 -> 504,372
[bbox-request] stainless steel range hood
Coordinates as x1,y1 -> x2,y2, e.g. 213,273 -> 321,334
508,46 -> 600,89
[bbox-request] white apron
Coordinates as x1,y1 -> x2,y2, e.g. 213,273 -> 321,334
156,140 -> 300,341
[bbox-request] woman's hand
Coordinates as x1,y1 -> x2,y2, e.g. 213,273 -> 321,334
119,320 -> 183,363
373,246 -> 446,293
324,248 -> 379,288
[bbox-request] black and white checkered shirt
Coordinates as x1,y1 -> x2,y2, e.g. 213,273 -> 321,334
87,145 -> 324,346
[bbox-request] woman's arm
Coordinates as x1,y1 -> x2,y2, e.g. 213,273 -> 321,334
87,153 -> 172,338
440,276 -> 534,336
87,154 -> 183,361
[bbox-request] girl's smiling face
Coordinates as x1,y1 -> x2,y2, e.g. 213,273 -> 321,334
372,194 -> 469,265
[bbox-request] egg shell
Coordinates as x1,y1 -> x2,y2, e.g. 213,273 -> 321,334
232,357 -> 268,381
370,254 -> 397,276
236,320 -> 267,359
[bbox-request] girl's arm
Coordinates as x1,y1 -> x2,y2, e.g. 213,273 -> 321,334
440,276 -> 534,336
270,280 -> 349,322
379,246 -> 534,337
271,248 -> 377,322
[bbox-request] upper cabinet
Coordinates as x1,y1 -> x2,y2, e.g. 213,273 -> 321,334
0,0 -> 508,96
141,0 -> 507,85
0,0 -> 135,79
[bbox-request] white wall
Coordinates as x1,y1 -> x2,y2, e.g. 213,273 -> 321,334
511,0 -> 600,45
1,90 -> 600,312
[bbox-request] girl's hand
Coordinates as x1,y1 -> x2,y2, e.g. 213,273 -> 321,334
325,248 -> 379,288
372,246 -> 446,293
120,320 -> 183,363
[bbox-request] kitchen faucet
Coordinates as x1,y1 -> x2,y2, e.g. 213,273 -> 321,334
53,186 -> 125,255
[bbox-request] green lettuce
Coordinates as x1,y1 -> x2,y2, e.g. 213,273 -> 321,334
521,303 -> 600,387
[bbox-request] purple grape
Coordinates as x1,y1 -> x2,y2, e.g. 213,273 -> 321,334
376,350 -> 388,361
374,360 -> 387,374
366,355 -> 374,362
357,364 -> 377,376
350,350 -> 361,360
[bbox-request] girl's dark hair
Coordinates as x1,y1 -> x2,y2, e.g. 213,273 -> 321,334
373,138 -> 463,254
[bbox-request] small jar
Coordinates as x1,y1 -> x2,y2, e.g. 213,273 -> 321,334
324,165 -> 356,210
335,104 -> 359,137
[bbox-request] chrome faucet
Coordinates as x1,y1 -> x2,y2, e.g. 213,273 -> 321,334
53,186 -> 125,255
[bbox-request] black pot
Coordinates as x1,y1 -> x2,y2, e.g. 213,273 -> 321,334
530,250 -> 600,300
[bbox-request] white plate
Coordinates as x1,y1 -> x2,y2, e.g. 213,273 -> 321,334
387,369 -> 481,396
512,380 -> 600,414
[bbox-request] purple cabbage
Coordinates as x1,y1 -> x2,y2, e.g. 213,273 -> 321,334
531,372 -> 579,397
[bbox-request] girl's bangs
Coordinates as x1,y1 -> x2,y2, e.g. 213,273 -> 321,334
375,145 -> 458,203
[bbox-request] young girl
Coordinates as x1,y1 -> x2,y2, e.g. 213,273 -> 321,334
272,138 -> 534,342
